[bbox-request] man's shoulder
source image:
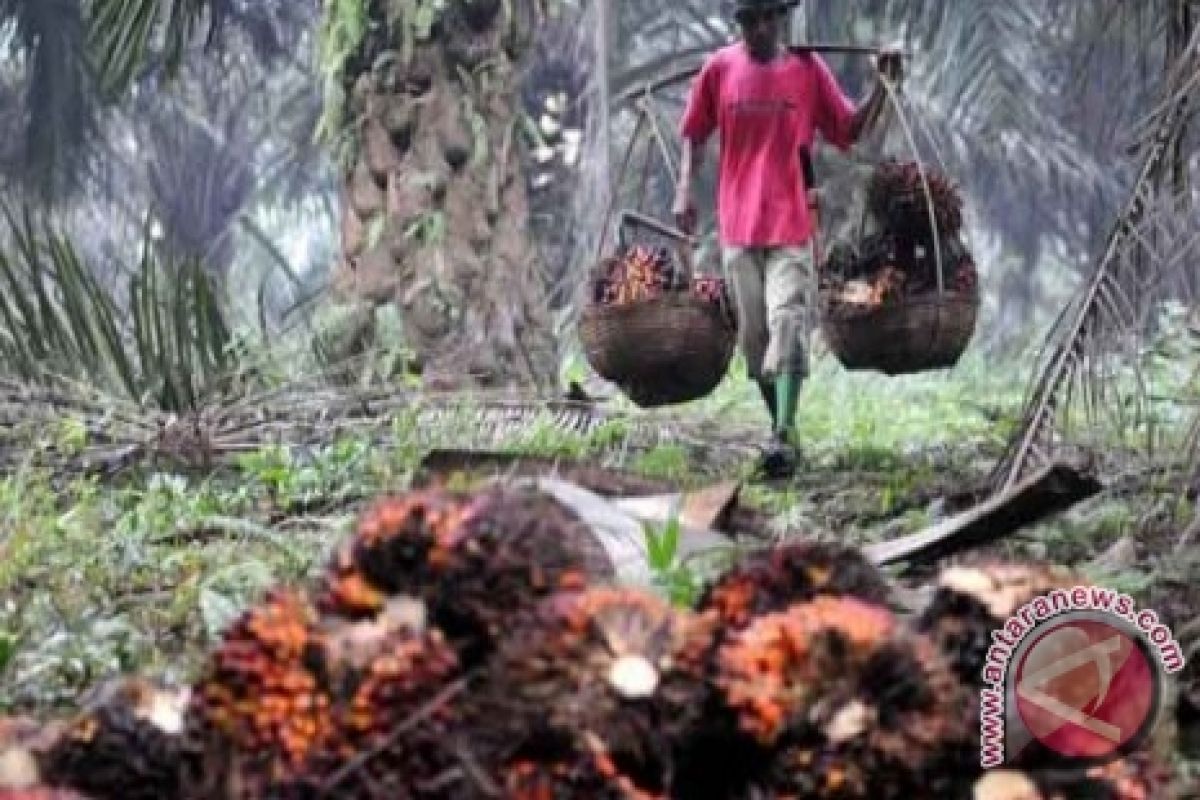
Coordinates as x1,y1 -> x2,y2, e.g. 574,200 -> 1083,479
701,42 -> 745,73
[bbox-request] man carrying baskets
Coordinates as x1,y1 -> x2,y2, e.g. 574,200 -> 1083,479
673,0 -> 902,477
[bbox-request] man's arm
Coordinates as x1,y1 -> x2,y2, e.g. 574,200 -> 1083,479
673,137 -> 705,234
674,57 -> 718,235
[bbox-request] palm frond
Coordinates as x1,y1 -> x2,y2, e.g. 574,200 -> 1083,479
0,202 -> 241,412
993,25 -> 1200,492
89,0 -> 218,97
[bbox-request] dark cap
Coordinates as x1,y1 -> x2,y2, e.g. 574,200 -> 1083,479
734,0 -> 800,17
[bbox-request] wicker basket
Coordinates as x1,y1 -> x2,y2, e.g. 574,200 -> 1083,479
819,290 -> 979,376
580,292 -> 736,408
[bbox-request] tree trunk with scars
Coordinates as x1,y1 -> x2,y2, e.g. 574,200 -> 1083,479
330,0 -> 555,390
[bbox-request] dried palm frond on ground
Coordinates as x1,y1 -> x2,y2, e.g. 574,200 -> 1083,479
0,377 -> 761,484
993,27 -> 1200,492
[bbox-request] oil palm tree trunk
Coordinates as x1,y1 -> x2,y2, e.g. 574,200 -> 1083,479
330,0 -> 556,390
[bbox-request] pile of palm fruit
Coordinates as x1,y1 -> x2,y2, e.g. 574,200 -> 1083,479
591,244 -> 735,326
0,484 -> 1180,799
822,159 -> 978,316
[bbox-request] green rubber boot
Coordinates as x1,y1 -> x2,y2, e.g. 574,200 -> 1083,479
761,373 -> 801,478
756,378 -> 777,429
774,373 -> 801,443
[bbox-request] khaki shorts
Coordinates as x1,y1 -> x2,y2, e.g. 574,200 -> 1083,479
721,246 -> 815,380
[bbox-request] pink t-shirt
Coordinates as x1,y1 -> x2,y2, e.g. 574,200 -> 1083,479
680,43 -> 857,247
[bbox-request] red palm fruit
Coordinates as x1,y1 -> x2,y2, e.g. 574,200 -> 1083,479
473,586 -> 714,797
288,600 -> 463,799
38,678 -> 188,800
714,597 -> 898,747
184,588 -> 334,798
997,752 -> 1173,800
698,542 -> 894,632
316,490 -> 475,619
761,629 -> 977,799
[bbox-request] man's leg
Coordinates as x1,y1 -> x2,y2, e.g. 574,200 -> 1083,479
721,247 -> 772,424
762,246 -> 815,448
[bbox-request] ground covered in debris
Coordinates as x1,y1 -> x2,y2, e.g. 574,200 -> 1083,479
0,352 -> 1197,797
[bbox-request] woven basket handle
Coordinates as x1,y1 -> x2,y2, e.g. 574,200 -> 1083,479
616,209 -> 697,281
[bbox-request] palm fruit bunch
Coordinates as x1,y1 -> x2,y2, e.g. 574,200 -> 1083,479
914,559 -> 1083,691
591,245 -> 680,307
822,234 -> 898,283
183,588 -> 336,798
867,158 -> 964,241
819,235 -> 909,315
912,559 -> 1110,776
690,276 -> 737,327
468,586 -> 714,799
295,600 -> 463,798
315,486 -> 612,666
697,541 -> 893,632
187,587 -> 467,798
711,596 -> 977,799
34,678 -> 188,800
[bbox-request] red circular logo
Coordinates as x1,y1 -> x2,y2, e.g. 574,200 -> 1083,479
1013,617 -> 1156,761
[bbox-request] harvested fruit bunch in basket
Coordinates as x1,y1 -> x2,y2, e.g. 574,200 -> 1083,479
591,245 -> 681,306
590,245 -> 735,323
820,232 -> 979,316
868,158 -> 964,239
691,275 -> 737,327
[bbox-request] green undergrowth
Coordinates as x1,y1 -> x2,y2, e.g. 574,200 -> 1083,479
0,347 -> 1194,720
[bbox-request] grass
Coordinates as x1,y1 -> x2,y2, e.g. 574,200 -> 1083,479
0,336 -> 1195,780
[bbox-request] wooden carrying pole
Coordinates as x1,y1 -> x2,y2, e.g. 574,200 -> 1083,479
614,44 -> 907,106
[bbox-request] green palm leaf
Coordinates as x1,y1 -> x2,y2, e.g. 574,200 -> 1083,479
89,0 -> 217,97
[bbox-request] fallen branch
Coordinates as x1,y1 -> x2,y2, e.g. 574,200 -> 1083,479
863,461 -> 1102,567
